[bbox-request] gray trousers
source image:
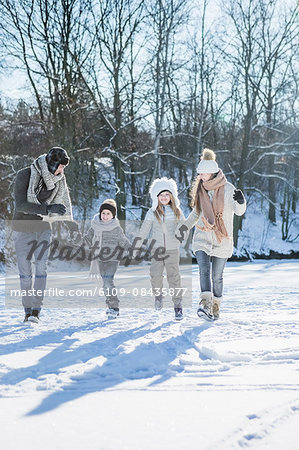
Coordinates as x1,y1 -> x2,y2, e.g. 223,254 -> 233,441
150,250 -> 182,307
99,260 -> 119,309
13,229 -> 52,310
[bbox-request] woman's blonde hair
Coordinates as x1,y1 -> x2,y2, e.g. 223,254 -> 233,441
154,192 -> 181,223
190,176 -> 202,215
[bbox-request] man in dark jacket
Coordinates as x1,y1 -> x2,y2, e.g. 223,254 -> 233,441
12,147 -> 77,322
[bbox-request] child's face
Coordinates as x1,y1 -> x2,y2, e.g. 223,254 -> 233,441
101,209 -> 113,221
158,191 -> 171,205
199,173 -> 213,182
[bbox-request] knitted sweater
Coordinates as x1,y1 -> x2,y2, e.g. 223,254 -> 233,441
137,205 -> 185,251
183,182 -> 246,258
84,216 -> 131,261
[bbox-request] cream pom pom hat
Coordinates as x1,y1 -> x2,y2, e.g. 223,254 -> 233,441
196,148 -> 219,174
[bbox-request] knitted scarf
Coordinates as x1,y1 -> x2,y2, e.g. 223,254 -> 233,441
89,215 -> 120,277
91,215 -> 120,244
27,154 -> 64,204
27,154 -> 73,221
196,169 -> 229,243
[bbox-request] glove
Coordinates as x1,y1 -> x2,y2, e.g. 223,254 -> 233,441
130,247 -> 145,260
175,224 -> 188,243
233,189 -> 245,204
47,203 -> 66,215
65,221 -> 82,244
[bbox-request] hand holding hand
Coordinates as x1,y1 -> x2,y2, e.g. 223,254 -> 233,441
175,224 -> 188,243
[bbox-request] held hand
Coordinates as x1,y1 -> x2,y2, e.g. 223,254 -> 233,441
131,248 -> 140,259
65,221 -> 83,245
122,248 -> 142,267
72,230 -> 83,245
175,224 -> 188,243
47,203 -> 66,215
233,189 -> 245,204
130,247 -> 144,259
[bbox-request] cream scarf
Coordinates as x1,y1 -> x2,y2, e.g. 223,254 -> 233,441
89,215 -> 120,278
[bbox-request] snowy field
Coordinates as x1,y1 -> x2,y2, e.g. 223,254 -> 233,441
0,260 -> 298,450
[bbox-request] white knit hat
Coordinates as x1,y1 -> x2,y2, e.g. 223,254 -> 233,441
196,148 -> 219,174
149,177 -> 180,211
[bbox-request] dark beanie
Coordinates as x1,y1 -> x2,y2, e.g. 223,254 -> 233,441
99,202 -> 116,218
46,147 -> 70,174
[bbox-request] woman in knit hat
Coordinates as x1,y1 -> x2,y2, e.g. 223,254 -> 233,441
136,178 -> 186,320
175,149 -> 246,320
83,199 -> 131,319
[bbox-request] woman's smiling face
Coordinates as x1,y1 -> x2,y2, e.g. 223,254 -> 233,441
199,173 -> 214,182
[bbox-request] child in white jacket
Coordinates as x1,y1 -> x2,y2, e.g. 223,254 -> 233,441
137,178 -> 185,320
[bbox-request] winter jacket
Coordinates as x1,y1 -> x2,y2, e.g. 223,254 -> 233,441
12,168 -> 50,232
137,205 -> 185,251
183,182 -> 246,258
12,166 -> 72,232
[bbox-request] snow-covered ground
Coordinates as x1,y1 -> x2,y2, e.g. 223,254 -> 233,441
0,260 -> 298,450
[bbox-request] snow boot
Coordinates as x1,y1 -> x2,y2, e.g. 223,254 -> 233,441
213,296 -> 222,320
106,307 -> 119,319
23,308 -> 32,322
28,309 -> 40,323
197,291 -> 213,321
155,295 -> 163,311
174,307 -> 183,321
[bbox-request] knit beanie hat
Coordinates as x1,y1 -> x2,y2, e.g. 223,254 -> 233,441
149,177 -> 180,211
99,199 -> 117,218
46,147 -> 70,174
196,148 -> 219,174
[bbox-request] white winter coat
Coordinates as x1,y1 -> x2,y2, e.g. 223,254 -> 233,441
183,182 -> 246,258
138,205 -> 185,251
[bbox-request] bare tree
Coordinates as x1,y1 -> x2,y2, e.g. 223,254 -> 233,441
82,0 -> 146,221
221,0 -> 273,245
255,0 -> 298,223
0,0 -> 93,144
144,0 -> 189,183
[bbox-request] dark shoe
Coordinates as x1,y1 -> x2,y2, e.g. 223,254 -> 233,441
28,309 -> 40,323
24,312 -> 31,322
174,307 -> 183,321
106,308 -> 119,319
